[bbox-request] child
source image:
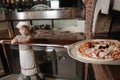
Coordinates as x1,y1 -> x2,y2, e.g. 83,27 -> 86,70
0,21 -> 42,80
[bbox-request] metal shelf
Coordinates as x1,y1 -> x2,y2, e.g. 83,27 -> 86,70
5,8 -> 84,21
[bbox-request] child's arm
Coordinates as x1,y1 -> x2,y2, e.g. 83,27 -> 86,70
0,40 -> 16,45
11,39 -> 17,44
0,36 -> 32,44
0,40 -> 11,44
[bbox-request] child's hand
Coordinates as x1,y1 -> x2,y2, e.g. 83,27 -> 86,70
11,40 -> 16,45
0,40 -> 4,43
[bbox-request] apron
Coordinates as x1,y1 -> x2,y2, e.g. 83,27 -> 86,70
19,49 -> 37,76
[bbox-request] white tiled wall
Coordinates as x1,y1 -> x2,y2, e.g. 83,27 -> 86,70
53,19 -> 78,28
32,19 -> 85,32
13,19 -> 85,33
32,20 -> 52,25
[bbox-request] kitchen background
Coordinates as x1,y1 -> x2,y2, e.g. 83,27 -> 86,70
0,0 -> 86,80
0,0 -> 120,80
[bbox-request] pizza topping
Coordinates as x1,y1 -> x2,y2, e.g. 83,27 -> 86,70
98,44 -> 109,49
97,50 -> 109,58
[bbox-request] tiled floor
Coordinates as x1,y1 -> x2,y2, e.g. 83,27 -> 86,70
0,74 -> 80,80
0,74 -> 19,80
0,74 -> 67,80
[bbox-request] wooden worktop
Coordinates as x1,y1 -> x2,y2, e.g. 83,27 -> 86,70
31,30 -> 85,45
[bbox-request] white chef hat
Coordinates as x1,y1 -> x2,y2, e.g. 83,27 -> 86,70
16,21 -> 32,30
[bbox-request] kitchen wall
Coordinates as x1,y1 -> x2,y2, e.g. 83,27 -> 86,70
12,19 -> 85,33
0,22 -> 11,38
32,19 -> 85,33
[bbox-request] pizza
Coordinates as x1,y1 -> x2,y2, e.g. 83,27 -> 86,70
77,39 -> 120,60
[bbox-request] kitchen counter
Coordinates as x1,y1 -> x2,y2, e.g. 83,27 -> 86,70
11,29 -> 86,45
30,30 -> 86,45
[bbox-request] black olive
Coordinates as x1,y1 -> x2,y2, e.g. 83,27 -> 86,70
88,43 -> 94,48
99,46 -> 103,49
88,43 -> 92,48
106,44 -> 109,48
102,46 -> 106,49
92,45 -> 95,48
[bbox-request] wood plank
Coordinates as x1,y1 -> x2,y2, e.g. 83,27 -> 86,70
92,64 -> 115,80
